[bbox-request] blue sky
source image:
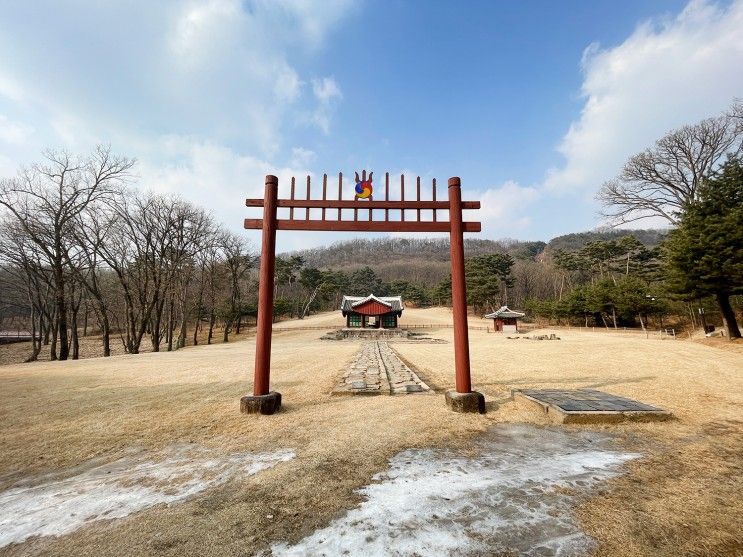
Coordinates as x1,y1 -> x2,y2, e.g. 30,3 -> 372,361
1,0 -> 742,251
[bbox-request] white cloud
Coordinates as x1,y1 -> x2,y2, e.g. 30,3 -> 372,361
169,0 -> 243,65
290,147 -> 316,167
544,0 -> 743,195
0,1 -> 354,161
0,74 -> 26,104
477,181 -> 540,237
135,135 -> 322,249
269,0 -> 357,49
310,76 -> 343,134
312,77 -> 343,104
0,115 -> 33,144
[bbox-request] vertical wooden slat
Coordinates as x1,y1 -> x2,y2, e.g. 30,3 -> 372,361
306,176 -> 311,220
369,170 -> 374,221
416,176 -> 421,221
338,172 -> 342,220
385,172 -> 390,222
289,177 -> 295,220
354,171 -> 360,221
322,174 -> 327,221
432,178 -> 437,222
401,174 -> 405,221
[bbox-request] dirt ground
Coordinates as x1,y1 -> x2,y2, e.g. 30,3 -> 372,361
0,307 -> 741,557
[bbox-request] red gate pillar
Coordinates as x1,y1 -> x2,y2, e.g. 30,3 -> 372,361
241,175 -> 282,415
445,177 -> 485,413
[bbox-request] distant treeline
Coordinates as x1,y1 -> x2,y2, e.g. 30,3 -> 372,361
274,222 -> 738,334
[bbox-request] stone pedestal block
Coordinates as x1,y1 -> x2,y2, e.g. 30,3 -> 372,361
240,391 -> 282,415
445,390 -> 486,414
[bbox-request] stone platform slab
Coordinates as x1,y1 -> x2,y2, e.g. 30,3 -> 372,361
513,389 -> 672,424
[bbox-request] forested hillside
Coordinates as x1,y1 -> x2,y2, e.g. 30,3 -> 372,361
270,229 -> 687,329
287,238 -> 548,285
547,229 -> 667,251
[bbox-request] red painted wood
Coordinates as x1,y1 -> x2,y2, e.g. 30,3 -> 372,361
448,177 -> 472,394
416,177 -> 421,221
351,300 -> 394,316
385,172 -> 390,221
338,172 -> 342,220
245,199 -> 480,210
245,173 -> 478,407
244,218 -> 481,233
253,175 -> 278,396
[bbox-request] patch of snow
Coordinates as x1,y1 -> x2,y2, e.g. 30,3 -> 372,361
271,425 -> 638,557
0,446 -> 295,548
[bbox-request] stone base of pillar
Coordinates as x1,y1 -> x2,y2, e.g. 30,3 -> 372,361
445,390 -> 486,414
240,391 -> 282,415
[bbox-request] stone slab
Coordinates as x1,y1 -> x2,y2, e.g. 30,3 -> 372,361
513,389 -> 672,424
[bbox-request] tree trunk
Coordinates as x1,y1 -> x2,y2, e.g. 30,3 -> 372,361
177,317 -> 187,349
167,294 -> 175,352
151,299 -> 164,352
600,313 -> 609,329
192,271 -> 206,347
611,306 -> 618,329
207,310 -> 215,345
101,312 -> 111,357
192,316 -> 200,346
71,305 -> 80,360
50,314 -> 59,360
54,266 -> 69,360
25,308 -> 41,363
716,292 -> 741,339
638,313 -> 646,332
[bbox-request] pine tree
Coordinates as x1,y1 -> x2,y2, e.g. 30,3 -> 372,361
664,157 -> 743,338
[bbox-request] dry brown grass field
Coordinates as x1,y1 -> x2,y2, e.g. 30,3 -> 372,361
0,307 -> 741,556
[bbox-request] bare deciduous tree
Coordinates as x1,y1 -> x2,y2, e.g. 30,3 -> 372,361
0,146 -> 134,360
598,101 -> 743,225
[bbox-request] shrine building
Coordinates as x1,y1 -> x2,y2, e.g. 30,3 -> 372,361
484,306 -> 525,333
341,294 -> 404,329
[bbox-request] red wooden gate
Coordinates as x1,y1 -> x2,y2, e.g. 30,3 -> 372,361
241,172 -> 484,414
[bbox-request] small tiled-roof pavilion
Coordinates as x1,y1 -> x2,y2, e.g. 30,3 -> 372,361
484,305 -> 525,333
341,294 -> 404,329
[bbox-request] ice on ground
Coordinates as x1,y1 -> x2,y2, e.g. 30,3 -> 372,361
271,424 -> 638,557
0,446 -> 295,548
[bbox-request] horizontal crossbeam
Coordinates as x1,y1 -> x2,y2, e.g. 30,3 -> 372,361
245,199 -> 480,210
244,219 -> 481,233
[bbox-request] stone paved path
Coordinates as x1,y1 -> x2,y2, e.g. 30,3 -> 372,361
333,341 -> 431,396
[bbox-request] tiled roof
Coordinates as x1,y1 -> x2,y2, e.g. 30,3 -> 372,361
341,294 -> 404,313
484,305 -> 525,319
